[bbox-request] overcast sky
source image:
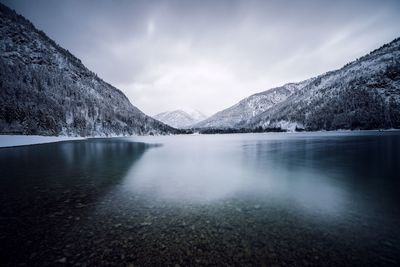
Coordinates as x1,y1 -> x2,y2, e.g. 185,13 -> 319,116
2,0 -> 400,116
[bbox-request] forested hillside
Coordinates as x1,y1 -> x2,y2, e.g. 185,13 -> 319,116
246,38 -> 400,130
0,3 -> 177,136
196,37 -> 400,131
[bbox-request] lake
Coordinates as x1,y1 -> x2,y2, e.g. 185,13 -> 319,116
0,131 -> 399,266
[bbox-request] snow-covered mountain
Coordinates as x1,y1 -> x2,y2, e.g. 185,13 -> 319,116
185,109 -> 207,123
246,38 -> 400,131
197,38 -> 400,131
194,80 -> 312,128
0,3 -> 177,136
154,109 -> 207,129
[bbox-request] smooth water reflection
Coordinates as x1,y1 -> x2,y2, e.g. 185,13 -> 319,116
1,132 -> 399,266
123,132 -> 399,218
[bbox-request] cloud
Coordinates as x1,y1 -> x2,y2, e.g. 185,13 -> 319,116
2,0 -> 400,115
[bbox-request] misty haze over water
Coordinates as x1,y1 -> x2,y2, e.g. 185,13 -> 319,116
1,131 -> 399,266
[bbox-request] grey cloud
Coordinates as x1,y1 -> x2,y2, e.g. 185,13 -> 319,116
2,0 -> 400,115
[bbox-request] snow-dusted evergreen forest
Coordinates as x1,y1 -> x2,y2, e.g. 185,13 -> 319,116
197,38 -> 400,131
0,4 -> 178,136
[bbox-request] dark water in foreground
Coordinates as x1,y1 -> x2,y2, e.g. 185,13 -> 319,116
0,131 -> 400,266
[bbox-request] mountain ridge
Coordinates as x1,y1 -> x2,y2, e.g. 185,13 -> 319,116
0,3 -> 178,136
194,79 -> 313,128
154,109 -> 206,129
196,37 -> 400,131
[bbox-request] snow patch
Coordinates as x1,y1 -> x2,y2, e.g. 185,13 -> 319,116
0,135 -> 85,148
273,120 -> 304,132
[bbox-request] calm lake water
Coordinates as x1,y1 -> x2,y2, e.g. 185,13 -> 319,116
1,131 -> 400,266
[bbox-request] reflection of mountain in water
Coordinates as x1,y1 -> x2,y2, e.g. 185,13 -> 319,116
0,139 -> 151,266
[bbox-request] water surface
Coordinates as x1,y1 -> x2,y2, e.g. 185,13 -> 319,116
1,132 -> 399,266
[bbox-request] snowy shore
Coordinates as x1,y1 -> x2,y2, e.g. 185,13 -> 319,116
0,135 -> 85,148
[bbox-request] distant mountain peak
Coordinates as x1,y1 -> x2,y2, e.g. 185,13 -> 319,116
154,109 -> 207,129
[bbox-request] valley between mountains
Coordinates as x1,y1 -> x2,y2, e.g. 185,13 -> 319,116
1,3 -> 399,136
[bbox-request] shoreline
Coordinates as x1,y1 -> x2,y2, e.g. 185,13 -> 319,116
0,135 -> 86,148
1,129 -> 399,148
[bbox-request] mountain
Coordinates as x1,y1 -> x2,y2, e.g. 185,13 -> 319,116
185,109 -> 207,123
154,109 -> 207,129
194,80 -> 312,128
247,38 -> 400,131
0,3 -> 177,136
197,38 -> 400,131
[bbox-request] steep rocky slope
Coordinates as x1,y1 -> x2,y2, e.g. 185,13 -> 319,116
0,4 -> 177,136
